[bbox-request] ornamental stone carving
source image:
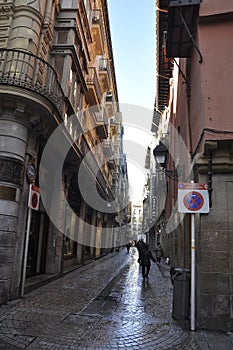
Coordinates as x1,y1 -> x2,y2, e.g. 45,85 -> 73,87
0,156 -> 24,186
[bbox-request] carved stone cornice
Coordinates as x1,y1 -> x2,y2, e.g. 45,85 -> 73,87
0,156 -> 24,186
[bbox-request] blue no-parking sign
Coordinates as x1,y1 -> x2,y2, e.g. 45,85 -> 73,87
178,183 -> 209,213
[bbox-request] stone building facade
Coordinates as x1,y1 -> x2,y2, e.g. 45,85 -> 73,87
0,0 -> 128,304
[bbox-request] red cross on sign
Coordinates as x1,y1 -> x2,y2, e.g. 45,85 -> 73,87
178,183 -> 209,213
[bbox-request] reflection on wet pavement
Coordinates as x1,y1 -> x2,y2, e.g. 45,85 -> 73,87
78,248 -> 192,349
0,248 -> 207,349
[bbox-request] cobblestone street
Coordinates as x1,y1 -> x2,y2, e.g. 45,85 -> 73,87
0,248 -> 232,350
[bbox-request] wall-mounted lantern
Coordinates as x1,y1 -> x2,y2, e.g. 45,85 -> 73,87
153,141 -> 181,181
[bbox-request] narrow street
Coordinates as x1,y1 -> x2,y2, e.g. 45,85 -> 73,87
0,248 -> 232,350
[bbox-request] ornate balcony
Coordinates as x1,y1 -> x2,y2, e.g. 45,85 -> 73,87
110,112 -> 122,134
0,49 -> 64,116
103,139 -> 114,158
91,9 -> 105,55
93,107 -> 108,139
105,91 -> 115,118
107,158 -> 116,171
99,57 -> 111,92
86,66 -> 102,105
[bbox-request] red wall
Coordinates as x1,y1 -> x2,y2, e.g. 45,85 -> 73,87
175,4 -> 233,156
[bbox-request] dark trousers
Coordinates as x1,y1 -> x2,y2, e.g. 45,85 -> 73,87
142,264 -> 150,278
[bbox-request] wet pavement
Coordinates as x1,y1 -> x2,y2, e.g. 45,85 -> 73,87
0,248 -> 232,349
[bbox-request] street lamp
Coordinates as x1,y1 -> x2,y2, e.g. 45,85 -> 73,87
153,141 -> 180,181
153,141 -> 168,168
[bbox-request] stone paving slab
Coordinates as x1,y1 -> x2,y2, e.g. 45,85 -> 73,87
0,248 -> 232,349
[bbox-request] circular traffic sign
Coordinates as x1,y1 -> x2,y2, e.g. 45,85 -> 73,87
26,165 -> 36,181
183,191 -> 204,211
31,192 -> 39,209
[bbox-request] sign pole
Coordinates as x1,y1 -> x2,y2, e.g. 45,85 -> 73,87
21,184 -> 40,297
21,206 -> 32,297
191,212 -> 195,331
178,181 -> 209,331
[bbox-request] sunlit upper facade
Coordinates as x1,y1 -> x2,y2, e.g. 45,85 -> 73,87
0,0 -> 129,304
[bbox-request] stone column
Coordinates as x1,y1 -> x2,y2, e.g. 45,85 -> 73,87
9,0 -> 46,54
0,105 -> 28,303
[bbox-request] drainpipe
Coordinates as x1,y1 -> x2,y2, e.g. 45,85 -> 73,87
205,141 -> 217,207
186,60 -> 193,161
208,150 -> 213,208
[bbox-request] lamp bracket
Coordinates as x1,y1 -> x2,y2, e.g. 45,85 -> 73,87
157,165 -> 185,181
173,58 -> 190,97
165,168 -> 179,181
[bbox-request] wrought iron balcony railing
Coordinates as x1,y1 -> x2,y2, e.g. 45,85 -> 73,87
99,58 -> 110,77
92,9 -> 105,45
86,66 -> 102,104
92,107 -> 108,139
0,49 -> 64,115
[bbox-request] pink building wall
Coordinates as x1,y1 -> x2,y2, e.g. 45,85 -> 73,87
191,2 -> 233,155
173,2 -> 233,157
166,1 -> 233,330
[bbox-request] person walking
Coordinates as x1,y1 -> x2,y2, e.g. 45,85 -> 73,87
155,243 -> 163,263
136,238 -> 146,265
140,244 -> 155,280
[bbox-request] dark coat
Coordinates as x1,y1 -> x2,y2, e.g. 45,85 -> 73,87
140,249 -> 155,266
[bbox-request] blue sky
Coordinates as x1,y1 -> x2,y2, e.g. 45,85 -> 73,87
108,1 -> 156,202
108,0 -> 156,110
